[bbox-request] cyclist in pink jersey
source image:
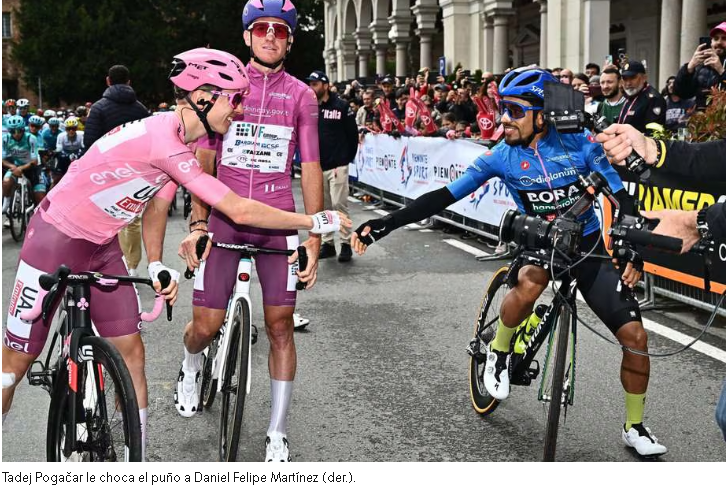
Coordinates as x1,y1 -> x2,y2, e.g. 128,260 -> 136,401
2,47 -> 348,461
175,0 -> 323,462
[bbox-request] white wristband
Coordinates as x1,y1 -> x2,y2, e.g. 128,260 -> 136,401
148,261 -> 181,284
310,211 -> 341,234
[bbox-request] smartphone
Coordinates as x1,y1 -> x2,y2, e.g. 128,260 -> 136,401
699,36 -> 712,49
588,84 -> 602,99
604,54 -> 613,66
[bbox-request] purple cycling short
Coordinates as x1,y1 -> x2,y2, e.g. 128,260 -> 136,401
4,207 -> 141,356
192,209 -> 299,309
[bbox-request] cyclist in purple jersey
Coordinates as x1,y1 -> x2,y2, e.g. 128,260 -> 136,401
176,0 -> 323,462
2,48 -> 347,461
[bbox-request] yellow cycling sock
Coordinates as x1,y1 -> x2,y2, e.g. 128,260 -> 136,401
491,318 -> 518,352
624,391 -> 646,430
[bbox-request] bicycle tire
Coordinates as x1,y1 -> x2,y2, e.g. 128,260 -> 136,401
200,333 -> 220,409
469,266 -> 509,415
542,304 -> 570,462
46,337 -> 142,462
218,298 -> 251,462
8,187 -> 24,242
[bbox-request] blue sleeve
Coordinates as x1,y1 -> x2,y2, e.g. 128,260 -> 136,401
581,130 -> 624,193
446,150 -> 498,200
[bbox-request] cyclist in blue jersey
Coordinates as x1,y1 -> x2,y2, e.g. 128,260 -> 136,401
27,115 -> 44,138
2,115 -> 45,212
16,99 -> 31,126
40,117 -> 63,151
352,67 -> 667,457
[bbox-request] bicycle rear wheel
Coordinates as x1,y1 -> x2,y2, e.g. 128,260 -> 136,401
542,304 -> 571,462
469,266 -> 510,415
200,333 -> 221,409
47,337 -> 142,462
8,187 -> 25,242
218,299 -> 251,462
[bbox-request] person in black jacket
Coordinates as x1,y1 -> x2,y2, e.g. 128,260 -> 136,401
674,22 -> 726,111
84,64 -> 150,275
616,61 -> 666,134
307,71 -> 358,262
84,65 -> 150,148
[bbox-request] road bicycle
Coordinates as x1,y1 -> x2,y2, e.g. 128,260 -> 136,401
467,171 -> 682,461
184,236 -> 307,461
22,266 -> 172,461
6,173 -> 35,242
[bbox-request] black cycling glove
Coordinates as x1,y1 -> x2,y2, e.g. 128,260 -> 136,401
355,216 -> 396,246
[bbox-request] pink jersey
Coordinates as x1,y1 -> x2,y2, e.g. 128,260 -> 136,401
42,113 -> 207,244
197,64 -> 319,210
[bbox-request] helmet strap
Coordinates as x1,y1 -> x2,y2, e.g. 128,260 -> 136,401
184,93 -> 218,139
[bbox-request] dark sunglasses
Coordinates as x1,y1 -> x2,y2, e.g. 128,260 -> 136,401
498,100 -> 542,120
10,129 -> 25,134
248,21 -> 290,40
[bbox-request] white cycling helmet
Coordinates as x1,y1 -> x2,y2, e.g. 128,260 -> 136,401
17,98 -> 30,108
43,109 -> 57,118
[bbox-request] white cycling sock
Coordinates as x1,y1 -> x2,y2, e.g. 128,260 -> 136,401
2,198 -> 8,213
267,379 -> 292,437
183,346 -> 203,373
2,412 -> 6,424
139,407 -> 147,462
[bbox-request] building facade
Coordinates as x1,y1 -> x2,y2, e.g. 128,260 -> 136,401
323,0 -> 725,89
2,0 -> 35,104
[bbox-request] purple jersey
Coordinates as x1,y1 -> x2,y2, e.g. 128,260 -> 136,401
197,64 -> 319,210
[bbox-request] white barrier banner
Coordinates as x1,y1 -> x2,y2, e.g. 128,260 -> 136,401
350,134 -> 516,227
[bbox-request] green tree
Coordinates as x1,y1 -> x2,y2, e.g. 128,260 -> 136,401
12,0 -> 172,106
12,0 -> 325,105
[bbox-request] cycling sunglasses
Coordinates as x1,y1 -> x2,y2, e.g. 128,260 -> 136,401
248,21 -> 291,40
10,128 -> 25,134
498,100 -> 542,120
208,89 -> 248,110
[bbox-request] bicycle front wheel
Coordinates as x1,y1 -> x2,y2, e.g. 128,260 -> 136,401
47,337 -> 142,462
8,188 -> 25,242
469,266 -> 510,416
542,304 -> 571,462
218,298 -> 251,462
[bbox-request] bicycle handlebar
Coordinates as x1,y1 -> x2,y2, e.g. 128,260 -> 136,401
20,265 -> 172,324
184,236 -> 309,290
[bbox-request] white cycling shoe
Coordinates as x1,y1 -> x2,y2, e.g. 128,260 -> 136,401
622,423 -> 667,457
484,344 -> 511,400
265,433 -> 292,462
174,363 -> 201,418
293,313 -> 310,330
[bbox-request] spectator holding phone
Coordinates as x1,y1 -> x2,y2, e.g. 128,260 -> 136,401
674,21 -> 726,110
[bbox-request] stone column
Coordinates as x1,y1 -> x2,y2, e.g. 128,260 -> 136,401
583,0 -> 610,69
659,0 -> 682,89
340,34 -> 358,80
538,0 -> 548,67
680,0 -> 707,71
370,21 -> 390,77
389,9 -> 413,78
354,29 -> 373,78
482,13 -> 494,72
412,2 -> 439,70
440,0 -> 472,75
492,12 -> 514,73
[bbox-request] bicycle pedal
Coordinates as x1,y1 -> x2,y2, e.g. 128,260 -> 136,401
466,337 -> 487,362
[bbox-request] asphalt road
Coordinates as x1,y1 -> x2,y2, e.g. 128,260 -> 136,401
2,182 -> 725,462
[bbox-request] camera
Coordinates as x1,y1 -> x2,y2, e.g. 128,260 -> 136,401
499,210 -> 583,256
542,81 -> 651,178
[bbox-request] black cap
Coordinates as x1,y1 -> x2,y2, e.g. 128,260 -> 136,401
379,74 -> 394,85
307,70 -> 329,84
434,83 -> 449,91
620,61 -> 646,77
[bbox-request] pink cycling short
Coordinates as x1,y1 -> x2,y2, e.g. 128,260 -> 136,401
4,206 -> 141,356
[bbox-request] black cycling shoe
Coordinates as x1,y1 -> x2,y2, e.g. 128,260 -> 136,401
319,242 -> 336,259
338,243 -> 352,262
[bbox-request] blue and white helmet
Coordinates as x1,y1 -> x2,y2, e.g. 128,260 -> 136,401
242,0 -> 297,31
498,67 -> 558,102
5,115 -> 25,130
29,115 -> 45,126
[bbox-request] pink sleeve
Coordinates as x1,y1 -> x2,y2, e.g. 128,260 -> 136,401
297,87 -> 320,163
154,150 -> 204,185
183,172 -> 232,207
195,134 -> 219,151
155,181 -> 178,203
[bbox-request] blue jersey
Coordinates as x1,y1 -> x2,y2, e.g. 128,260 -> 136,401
40,127 -> 62,151
2,132 -> 38,166
446,128 -> 624,236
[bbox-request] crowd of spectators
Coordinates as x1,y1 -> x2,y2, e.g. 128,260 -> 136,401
325,21 -> 724,146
